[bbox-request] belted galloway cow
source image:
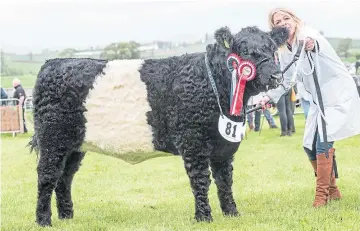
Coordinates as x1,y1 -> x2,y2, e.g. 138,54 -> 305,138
30,26 -> 289,226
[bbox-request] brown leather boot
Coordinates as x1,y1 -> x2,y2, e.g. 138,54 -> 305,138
310,150 -> 342,201
329,173 -> 342,200
328,149 -> 342,200
313,150 -> 333,208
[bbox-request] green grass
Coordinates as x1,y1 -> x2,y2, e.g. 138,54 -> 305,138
342,56 -> 358,63
1,114 -> 360,230
6,61 -> 44,75
0,74 -> 37,88
1,60 -> 42,88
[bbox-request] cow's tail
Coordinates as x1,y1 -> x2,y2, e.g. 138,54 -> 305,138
28,133 -> 39,158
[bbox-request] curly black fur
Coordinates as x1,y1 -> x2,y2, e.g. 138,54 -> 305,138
31,58 -> 107,226
140,26 -> 288,222
269,26 -> 290,47
31,26 -> 288,226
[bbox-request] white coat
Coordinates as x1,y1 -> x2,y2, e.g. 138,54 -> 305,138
296,81 -> 311,102
266,24 -> 360,150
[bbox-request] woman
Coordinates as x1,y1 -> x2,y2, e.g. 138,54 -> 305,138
258,8 -> 360,207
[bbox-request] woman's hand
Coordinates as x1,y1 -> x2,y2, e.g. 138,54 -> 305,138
305,37 -> 315,51
257,95 -> 271,107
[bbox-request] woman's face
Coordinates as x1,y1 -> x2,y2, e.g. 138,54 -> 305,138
272,12 -> 296,40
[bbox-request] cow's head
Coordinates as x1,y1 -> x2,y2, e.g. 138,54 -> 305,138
215,26 -> 289,96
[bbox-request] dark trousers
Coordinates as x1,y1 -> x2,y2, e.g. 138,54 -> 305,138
21,106 -> 28,133
246,106 -> 276,131
304,128 -> 335,160
276,92 -> 295,133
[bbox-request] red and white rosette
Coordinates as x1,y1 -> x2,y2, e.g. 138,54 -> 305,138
230,60 -> 256,116
237,61 -> 256,81
226,53 -> 242,72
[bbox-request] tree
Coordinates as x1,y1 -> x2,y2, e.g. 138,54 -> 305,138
100,41 -> 140,60
1,50 -> 5,74
58,48 -> 77,58
336,38 -> 352,58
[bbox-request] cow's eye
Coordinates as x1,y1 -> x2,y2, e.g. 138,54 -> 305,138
239,46 -> 248,55
238,42 -> 249,56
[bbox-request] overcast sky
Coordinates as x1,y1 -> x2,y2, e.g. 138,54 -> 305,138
1,0 -> 359,53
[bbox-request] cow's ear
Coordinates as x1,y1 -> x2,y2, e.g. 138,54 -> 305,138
269,26 -> 289,46
215,26 -> 234,51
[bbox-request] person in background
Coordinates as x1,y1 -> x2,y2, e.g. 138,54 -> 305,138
12,78 -> 28,133
355,60 -> 360,75
258,8 -> 360,208
275,86 -> 295,136
247,92 -> 278,131
1,87 -> 8,106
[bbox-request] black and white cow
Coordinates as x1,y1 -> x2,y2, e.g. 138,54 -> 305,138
30,26 -> 288,226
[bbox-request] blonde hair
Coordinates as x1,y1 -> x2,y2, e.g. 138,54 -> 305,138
268,8 -> 302,29
268,8 -> 304,50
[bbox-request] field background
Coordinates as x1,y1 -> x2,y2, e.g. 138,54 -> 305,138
2,114 -> 360,231
1,32 -> 360,231
1,36 -> 360,90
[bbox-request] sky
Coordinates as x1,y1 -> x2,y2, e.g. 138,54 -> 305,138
1,0 -> 359,53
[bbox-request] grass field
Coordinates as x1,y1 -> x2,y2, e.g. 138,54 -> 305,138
1,114 -> 360,230
6,61 -> 44,76
0,75 -> 37,89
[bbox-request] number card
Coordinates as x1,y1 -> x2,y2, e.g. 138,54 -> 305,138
218,114 -> 246,142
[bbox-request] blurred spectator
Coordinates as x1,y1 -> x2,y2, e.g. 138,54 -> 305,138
1,87 -> 8,106
275,88 -> 295,136
12,78 -> 28,133
353,75 -> 360,97
247,93 -> 278,131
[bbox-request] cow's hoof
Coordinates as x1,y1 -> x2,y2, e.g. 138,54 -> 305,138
195,214 -> 213,222
58,210 -> 74,220
223,209 -> 239,217
36,216 -> 52,227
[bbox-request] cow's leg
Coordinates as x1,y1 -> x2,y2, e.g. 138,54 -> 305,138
210,157 -> 239,217
36,146 -> 68,226
179,136 -> 213,222
35,120 -> 83,226
55,150 -> 85,220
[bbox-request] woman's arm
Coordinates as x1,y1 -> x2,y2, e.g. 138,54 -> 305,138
265,50 -> 294,104
266,83 -> 287,104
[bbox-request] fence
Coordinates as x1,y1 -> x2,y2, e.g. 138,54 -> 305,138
23,97 -> 33,112
0,99 -> 25,137
2,88 -> 33,100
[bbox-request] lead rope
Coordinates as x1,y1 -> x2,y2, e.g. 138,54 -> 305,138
303,41 -> 338,178
275,40 -> 305,94
259,109 -> 265,136
204,53 -> 224,118
300,43 -> 327,125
